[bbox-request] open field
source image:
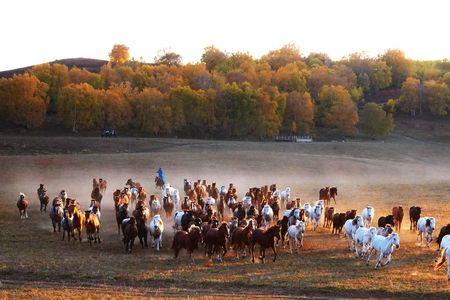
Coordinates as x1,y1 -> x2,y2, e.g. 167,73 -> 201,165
0,136 -> 450,299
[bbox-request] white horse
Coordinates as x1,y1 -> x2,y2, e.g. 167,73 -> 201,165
219,186 -> 228,197
150,198 -> 161,217
261,204 -> 274,227
362,206 -> 375,227
279,187 -> 291,204
366,233 -> 400,269
242,196 -> 252,212
435,235 -> 450,280
354,227 -> 377,257
167,188 -> 180,209
314,199 -> 325,210
417,217 -> 436,247
130,187 -> 139,207
205,196 -> 216,208
344,216 -> 364,250
173,211 -> 184,231
162,183 -> 172,197
308,205 -> 322,231
287,220 -> 305,254
150,215 -> 164,251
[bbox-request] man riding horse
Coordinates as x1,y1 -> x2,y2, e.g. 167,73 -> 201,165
155,167 -> 166,189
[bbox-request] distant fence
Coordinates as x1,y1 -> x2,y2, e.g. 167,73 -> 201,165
274,135 -> 313,143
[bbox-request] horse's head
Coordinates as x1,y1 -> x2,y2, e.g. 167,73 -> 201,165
390,233 -> 400,249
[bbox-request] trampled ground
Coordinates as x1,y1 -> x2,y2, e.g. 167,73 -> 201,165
0,136 -> 449,299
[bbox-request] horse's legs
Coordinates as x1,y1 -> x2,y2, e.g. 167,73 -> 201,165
289,237 -> 293,254
251,243 -> 255,263
62,230 -> 65,241
375,252 -> 383,269
272,245 -> 277,262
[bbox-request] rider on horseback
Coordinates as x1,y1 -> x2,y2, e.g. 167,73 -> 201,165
156,167 -> 165,183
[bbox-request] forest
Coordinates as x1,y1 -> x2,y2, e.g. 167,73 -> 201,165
1,44 -> 449,138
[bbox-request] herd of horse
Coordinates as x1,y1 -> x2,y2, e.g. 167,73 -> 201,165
15,176 -> 450,280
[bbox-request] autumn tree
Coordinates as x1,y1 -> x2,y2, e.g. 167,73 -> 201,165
317,85 -> 359,135
130,88 -> 172,135
398,77 -> 420,116
57,83 -> 103,131
201,46 -> 227,72
182,63 -> 213,90
273,63 -> 308,93
154,50 -> 182,66
0,74 -> 48,128
424,80 -> 450,116
283,91 -> 314,134
101,84 -> 133,128
252,86 -> 285,138
359,102 -> 394,137
30,63 -> 69,112
381,49 -> 412,88
109,44 -> 130,65
261,44 -> 303,70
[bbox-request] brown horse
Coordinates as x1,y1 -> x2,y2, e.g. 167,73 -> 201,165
99,178 -> 107,194
172,225 -> 202,263
50,198 -> 64,232
330,187 -> 337,204
163,195 -> 174,218
231,219 -> 256,259
116,203 -> 129,235
205,222 -> 229,262
91,187 -> 103,210
319,187 -> 331,206
181,197 -> 190,211
133,203 -> 150,224
113,189 -> 121,210
251,225 -> 281,263
85,211 -> 101,246
126,178 -> 141,189
17,193 -> 29,219
324,206 -> 334,228
68,203 -> 85,242
217,195 -> 225,221
37,184 -> 49,213
122,216 -> 138,253
155,176 -> 165,189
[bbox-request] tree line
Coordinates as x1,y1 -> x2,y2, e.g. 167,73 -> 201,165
1,44 -> 450,138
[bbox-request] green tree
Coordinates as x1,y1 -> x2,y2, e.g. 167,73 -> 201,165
201,46 -> 227,72
154,50 -> 182,66
359,102 -> 394,137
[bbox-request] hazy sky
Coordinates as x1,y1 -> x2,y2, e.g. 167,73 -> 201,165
1,0 -> 449,71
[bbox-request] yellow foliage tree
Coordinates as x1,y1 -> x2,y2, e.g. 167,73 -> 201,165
317,85 -> 358,135
57,83 -> 103,131
109,44 -> 130,65
284,91 -> 314,134
0,74 -> 48,128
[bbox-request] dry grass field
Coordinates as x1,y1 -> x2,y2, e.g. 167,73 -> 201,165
0,135 -> 449,299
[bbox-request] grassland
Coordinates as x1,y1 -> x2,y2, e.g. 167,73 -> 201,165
0,135 -> 449,299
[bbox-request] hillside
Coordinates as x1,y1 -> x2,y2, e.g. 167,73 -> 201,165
0,57 -> 108,78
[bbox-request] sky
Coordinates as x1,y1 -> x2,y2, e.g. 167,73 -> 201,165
1,0 -> 450,71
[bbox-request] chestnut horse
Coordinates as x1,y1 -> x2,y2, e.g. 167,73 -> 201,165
172,225 -> 202,263
163,195 -> 175,218
85,210 -> 101,246
231,219 -> 256,259
37,185 -> 49,213
251,224 -> 281,263
91,187 -> 103,211
17,193 -> 29,219
50,198 -> 64,232
68,203 -> 85,242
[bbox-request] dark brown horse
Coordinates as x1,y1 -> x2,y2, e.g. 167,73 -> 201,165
319,187 -> 331,206
172,225 -> 202,263
37,184 -> 49,212
251,224 -> 281,263
122,217 -> 138,253
205,222 -> 229,262
50,198 -> 64,232
155,176 -> 165,189
231,219 -> 256,259
116,203 -> 129,235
